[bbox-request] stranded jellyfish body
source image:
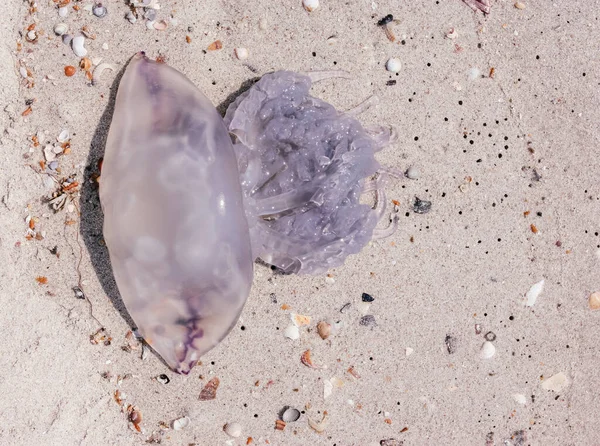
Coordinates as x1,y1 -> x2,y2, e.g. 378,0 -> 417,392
100,53 -> 253,374
100,55 -> 396,373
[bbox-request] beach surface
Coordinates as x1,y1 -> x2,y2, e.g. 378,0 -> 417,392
1,1 -> 599,445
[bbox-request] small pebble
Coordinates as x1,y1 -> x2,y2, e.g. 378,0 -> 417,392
359,315 -> 377,328
377,14 -> 393,26
361,292 -> 374,302
302,0 -> 319,12
281,407 -> 301,422
224,422 -> 242,438
405,166 -> 420,179
283,325 -> 300,340
514,2 -> 526,9
484,331 -> 496,342
479,341 -> 496,359
156,374 -> 170,384
445,335 -> 457,354
413,197 -> 432,214
234,48 -> 249,60
588,291 -> 600,310
317,321 -> 331,339
92,3 -> 107,18
356,301 -> 370,315
385,58 -> 401,73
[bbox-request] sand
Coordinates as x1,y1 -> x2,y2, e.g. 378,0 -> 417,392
1,1 -> 599,445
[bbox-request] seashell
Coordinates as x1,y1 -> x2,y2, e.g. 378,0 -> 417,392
54,23 -> 68,36
93,3 -> 107,18
71,35 -> 87,57
172,416 -> 190,431
92,62 -> 116,85
234,47 -> 249,60
58,6 -> 69,17
153,20 -> 168,30
479,341 -> 496,359
62,34 -> 73,45
302,0 -> 319,12
281,407 -> 301,422
223,422 -> 242,438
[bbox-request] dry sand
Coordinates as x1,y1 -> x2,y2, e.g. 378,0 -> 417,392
1,1 -> 599,445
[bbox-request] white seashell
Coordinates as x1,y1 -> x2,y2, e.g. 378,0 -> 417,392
525,279 -> 544,306
385,57 -> 401,73
468,67 -> 481,80
57,129 -> 70,143
541,372 -> 568,392
54,23 -> 68,36
234,48 -> 249,60
146,20 -> 156,30
62,34 -> 73,45
283,325 -> 299,340
44,145 -> 56,162
172,416 -> 190,430
71,35 -> 87,57
223,422 -> 242,438
19,66 -> 28,78
405,165 -> 420,179
58,6 -> 69,17
323,379 -> 333,399
479,341 -> 496,359
153,20 -> 168,30
302,0 -> 319,12
92,63 -> 116,85
52,145 -> 64,154
26,30 -> 37,41
405,347 -> 414,356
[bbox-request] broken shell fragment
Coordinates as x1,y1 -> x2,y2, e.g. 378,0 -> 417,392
54,23 -> 68,36
302,0 -> 320,12
92,62 -> 116,85
308,411 -> 329,433
72,35 -> 87,57
479,341 -> 496,359
223,422 -> 242,438
153,20 -> 168,30
172,416 -> 190,430
283,325 -> 300,340
234,47 -> 249,60
541,372 -> 568,392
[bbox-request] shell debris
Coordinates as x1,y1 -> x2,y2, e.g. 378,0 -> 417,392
385,58 -> 401,73
172,416 -> 190,431
588,291 -> 600,310
479,341 -> 496,359
525,279 -> 544,307
541,372 -> 568,392
234,48 -> 249,60
283,325 -> 300,340
223,422 -> 242,438
302,0 -> 319,12
71,35 -> 87,57
291,313 -> 311,326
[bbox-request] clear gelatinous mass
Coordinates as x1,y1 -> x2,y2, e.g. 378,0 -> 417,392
225,71 -> 394,275
99,53 -> 253,374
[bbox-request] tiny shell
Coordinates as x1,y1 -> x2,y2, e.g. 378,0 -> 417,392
72,35 -> 87,57
479,341 -> 496,359
153,20 -> 168,30
223,422 -> 242,438
207,40 -> 223,51
283,325 -> 300,340
234,47 -> 249,60
385,58 -> 401,73
302,0 -> 319,12
54,23 -> 68,36
525,279 -> 544,307
19,66 -> 28,78
541,372 -> 568,392
514,2 -> 526,9
281,407 -> 301,422
308,411 -> 329,433
58,6 -> 69,17
126,11 -> 137,23
93,3 -> 107,18
62,34 -> 73,45
26,30 -> 37,42
172,416 -> 190,430
405,165 -> 420,179
199,377 -> 220,400
44,145 -> 56,161
589,291 -> 600,310
405,347 -> 414,356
